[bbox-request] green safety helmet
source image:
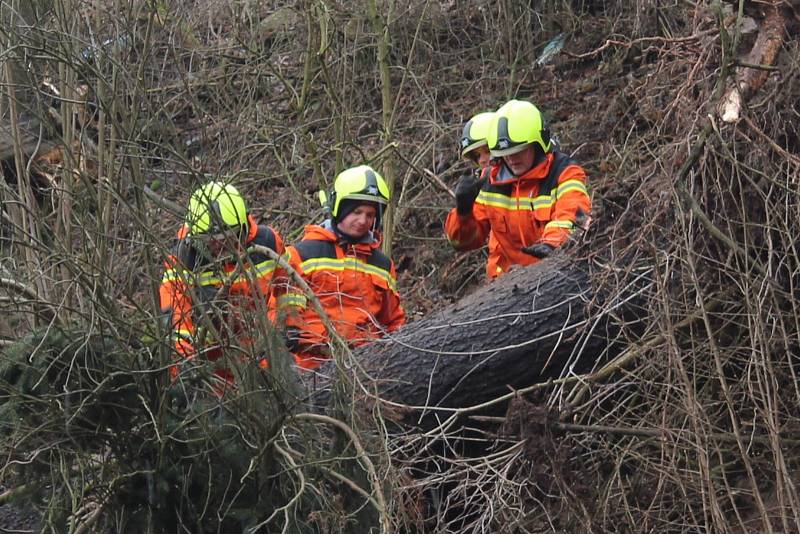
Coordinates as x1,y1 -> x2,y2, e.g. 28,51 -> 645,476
185,182 -> 248,236
487,100 -> 551,157
459,111 -> 495,157
322,165 -> 390,222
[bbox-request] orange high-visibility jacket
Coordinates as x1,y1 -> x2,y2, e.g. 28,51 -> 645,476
278,223 -> 405,369
445,151 -> 590,278
159,215 -> 285,382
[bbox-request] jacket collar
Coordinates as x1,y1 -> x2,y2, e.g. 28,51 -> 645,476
308,221 -> 381,251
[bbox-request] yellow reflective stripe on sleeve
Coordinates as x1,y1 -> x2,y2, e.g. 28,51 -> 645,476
162,269 -> 192,284
277,293 -> 307,309
556,180 -> 588,199
299,257 -> 397,291
252,259 -> 277,277
195,271 -> 223,286
545,220 -> 575,230
171,329 -> 193,341
194,259 -> 277,287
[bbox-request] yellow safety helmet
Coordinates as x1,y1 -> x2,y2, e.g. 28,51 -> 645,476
323,165 -> 390,222
459,112 -> 495,157
487,100 -> 551,157
185,182 -> 248,236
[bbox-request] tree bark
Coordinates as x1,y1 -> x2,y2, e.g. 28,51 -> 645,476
718,1 -> 788,123
320,256 -> 626,423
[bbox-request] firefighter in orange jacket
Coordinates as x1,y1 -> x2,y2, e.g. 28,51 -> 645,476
278,165 -> 406,370
159,182 -> 285,388
445,100 -> 591,278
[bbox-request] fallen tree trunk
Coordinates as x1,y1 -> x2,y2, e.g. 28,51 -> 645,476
320,255 -> 647,423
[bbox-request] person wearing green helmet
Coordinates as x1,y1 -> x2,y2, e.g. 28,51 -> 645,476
159,182 -> 286,391
445,99 -> 591,278
277,165 -> 406,370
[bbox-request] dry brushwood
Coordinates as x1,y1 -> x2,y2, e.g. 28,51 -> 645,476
1,1 -> 800,533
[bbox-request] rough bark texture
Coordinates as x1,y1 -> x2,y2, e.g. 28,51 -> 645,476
321,256 -> 615,420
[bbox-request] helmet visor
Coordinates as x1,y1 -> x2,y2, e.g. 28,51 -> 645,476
490,141 -> 533,158
461,139 -> 488,158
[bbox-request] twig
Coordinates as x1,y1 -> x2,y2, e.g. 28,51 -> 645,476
565,302 -> 716,408
423,169 -> 455,198
391,144 -> 456,198
564,30 -> 716,60
742,115 -> 800,166
0,484 -> 30,505
293,412 -> 389,532
142,185 -> 183,216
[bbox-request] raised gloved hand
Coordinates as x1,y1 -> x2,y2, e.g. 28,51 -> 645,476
455,172 -> 483,216
521,243 -> 555,259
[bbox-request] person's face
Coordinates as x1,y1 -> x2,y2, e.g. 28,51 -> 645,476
466,145 -> 491,169
337,203 -> 378,238
503,144 -> 537,176
198,229 -> 241,258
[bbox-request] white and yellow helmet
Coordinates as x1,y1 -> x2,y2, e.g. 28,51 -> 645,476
185,182 -> 248,236
487,100 -> 551,157
322,165 -> 391,224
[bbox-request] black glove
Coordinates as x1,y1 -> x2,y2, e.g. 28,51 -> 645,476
521,243 -> 555,259
283,327 -> 303,353
455,172 -> 482,216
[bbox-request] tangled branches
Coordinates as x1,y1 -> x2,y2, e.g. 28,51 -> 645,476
379,2 -> 800,533
1,0 -> 799,532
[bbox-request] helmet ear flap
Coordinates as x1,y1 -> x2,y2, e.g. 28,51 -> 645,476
540,126 -> 551,151
328,188 -> 337,218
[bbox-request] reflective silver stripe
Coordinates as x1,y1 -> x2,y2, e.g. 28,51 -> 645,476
252,259 -> 277,277
299,257 -> 397,291
556,179 -> 588,199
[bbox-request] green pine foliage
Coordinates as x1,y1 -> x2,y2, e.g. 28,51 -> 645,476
0,326 -> 385,532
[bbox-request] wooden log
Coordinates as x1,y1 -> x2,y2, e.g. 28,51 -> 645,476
318,256 -> 638,424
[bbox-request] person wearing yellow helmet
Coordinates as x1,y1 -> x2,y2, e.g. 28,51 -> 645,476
159,182 -> 286,391
445,99 -> 591,278
277,165 -> 406,370
460,111 -> 495,169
